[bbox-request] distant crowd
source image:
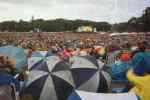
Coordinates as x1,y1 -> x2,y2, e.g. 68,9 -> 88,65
0,32 -> 149,51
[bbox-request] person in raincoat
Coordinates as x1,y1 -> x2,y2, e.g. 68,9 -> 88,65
127,70 -> 150,100
0,55 -> 20,91
131,41 -> 150,75
127,41 -> 150,100
110,51 -> 131,80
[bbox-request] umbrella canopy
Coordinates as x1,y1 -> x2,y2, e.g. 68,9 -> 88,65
31,50 -> 53,58
22,56 -> 74,100
28,51 -> 53,69
70,55 -> 100,92
71,56 -> 110,93
98,71 -> 111,93
68,90 -> 138,100
23,55 -> 103,100
0,45 -> 27,71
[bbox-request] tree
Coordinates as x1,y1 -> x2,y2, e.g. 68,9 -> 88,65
142,7 -> 150,31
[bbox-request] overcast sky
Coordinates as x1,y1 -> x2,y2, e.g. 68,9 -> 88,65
0,0 -> 150,23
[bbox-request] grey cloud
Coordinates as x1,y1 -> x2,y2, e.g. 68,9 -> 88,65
0,0 -> 149,23
0,0 -> 114,6
0,0 -> 53,6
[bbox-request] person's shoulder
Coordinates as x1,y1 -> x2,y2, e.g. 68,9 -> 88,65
133,51 -> 145,57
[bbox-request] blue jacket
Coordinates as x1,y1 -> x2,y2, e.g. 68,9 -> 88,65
132,51 -> 150,75
0,73 -> 20,91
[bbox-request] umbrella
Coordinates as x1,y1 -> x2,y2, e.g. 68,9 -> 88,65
0,45 -> 27,71
98,71 -> 111,93
70,56 -> 110,93
22,55 -> 104,100
31,50 -> 52,58
22,55 -> 75,100
28,51 -> 53,69
68,90 -> 138,100
70,55 -> 100,92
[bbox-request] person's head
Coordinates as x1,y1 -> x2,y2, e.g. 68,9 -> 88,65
0,55 -> 15,74
0,55 -> 5,64
137,40 -> 148,52
120,52 -> 131,61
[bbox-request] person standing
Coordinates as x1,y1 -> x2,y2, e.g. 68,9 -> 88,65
127,41 -> 150,100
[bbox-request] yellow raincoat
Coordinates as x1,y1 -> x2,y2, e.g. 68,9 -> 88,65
127,69 -> 150,100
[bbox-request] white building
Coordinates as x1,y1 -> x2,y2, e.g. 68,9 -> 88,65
77,26 -> 97,32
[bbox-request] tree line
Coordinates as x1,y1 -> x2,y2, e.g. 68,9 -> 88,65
111,7 -> 150,32
0,7 -> 150,32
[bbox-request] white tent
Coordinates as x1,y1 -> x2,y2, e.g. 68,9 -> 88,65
110,32 -> 137,37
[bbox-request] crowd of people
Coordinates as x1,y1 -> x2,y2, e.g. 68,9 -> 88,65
0,32 -> 149,50
0,32 -> 150,100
